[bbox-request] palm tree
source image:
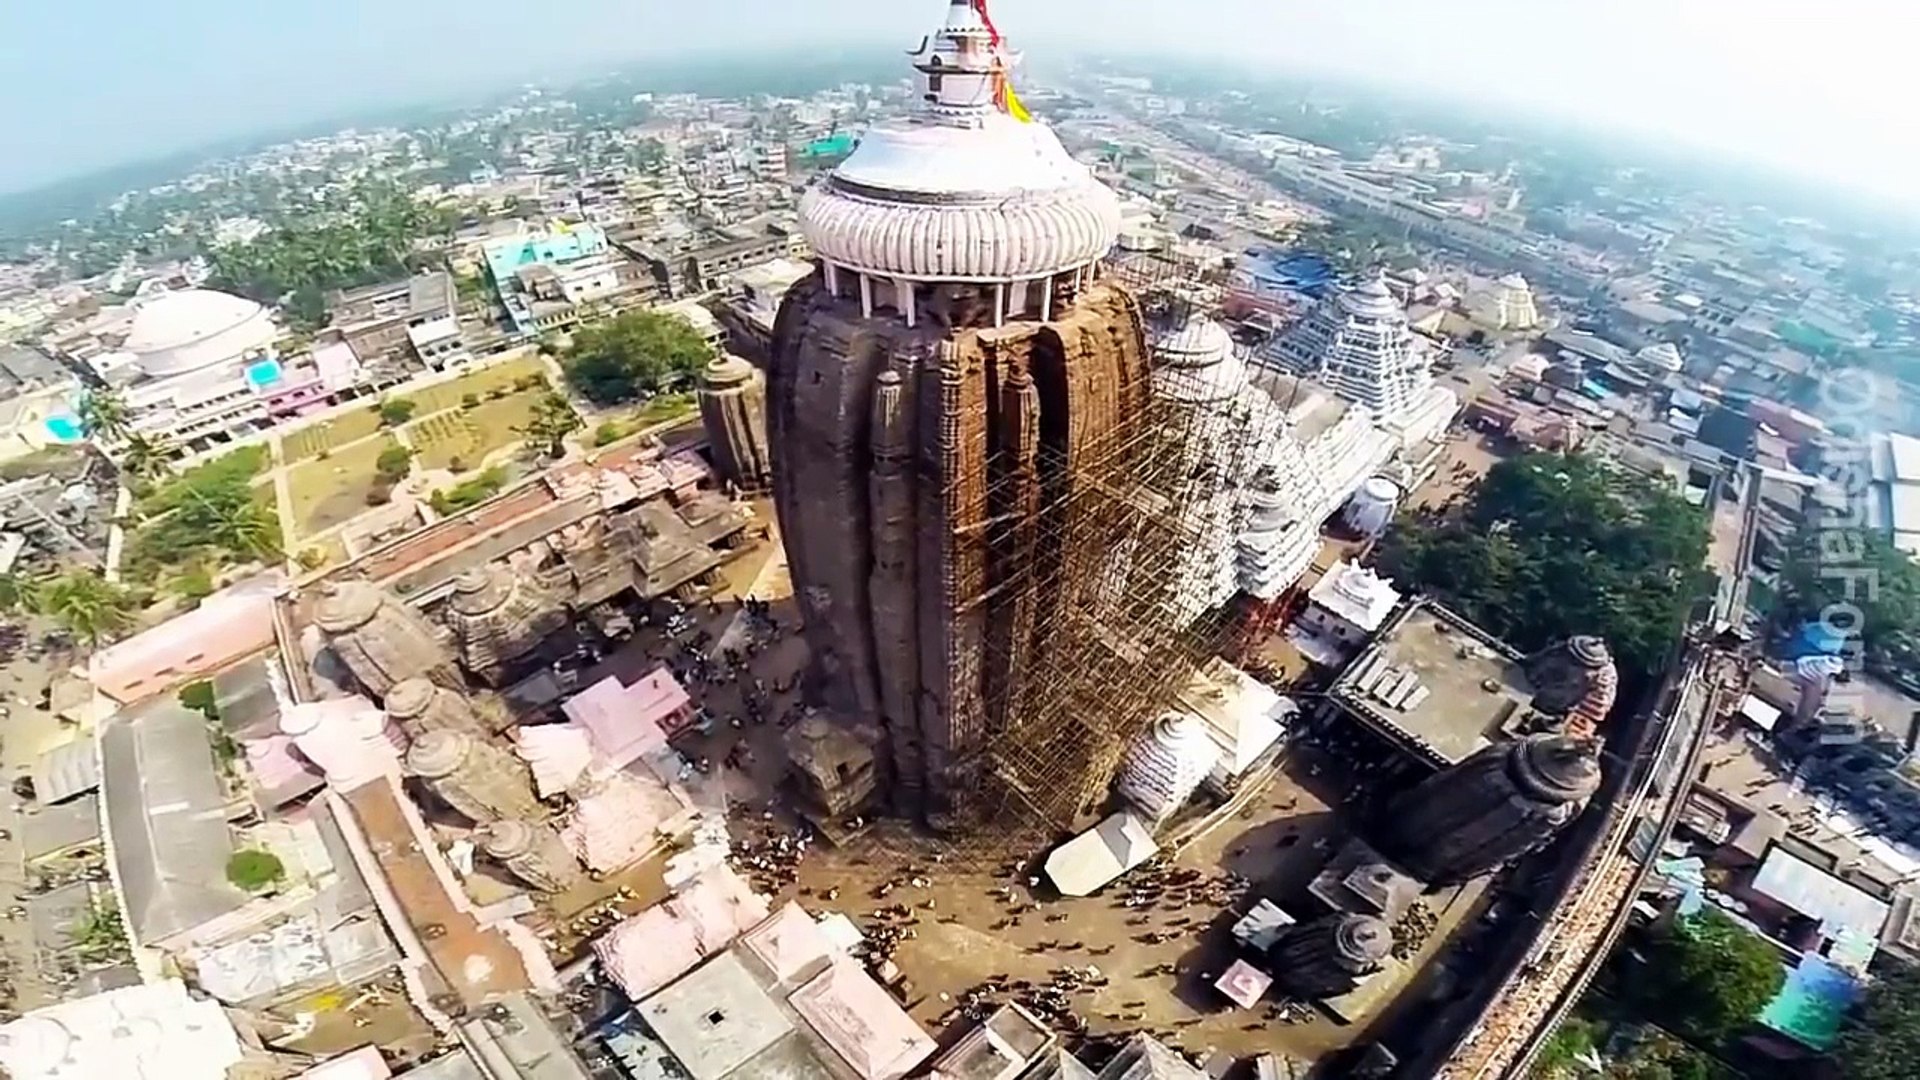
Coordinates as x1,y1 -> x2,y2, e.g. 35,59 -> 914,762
77,388 -> 131,444
117,432 -> 174,484
37,570 -> 136,646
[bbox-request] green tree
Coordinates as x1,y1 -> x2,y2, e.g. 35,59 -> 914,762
38,570 -> 138,645
77,388 -> 131,443
71,898 -> 129,962
1779,524 -> 1920,673
377,397 -> 418,426
225,850 -> 286,892
519,391 -> 582,459
1835,962 -> 1920,1080
1377,452 -> 1714,687
1636,909 -> 1784,1039
375,444 -> 415,481
561,309 -> 715,405
1530,1016 -> 1599,1078
593,420 -> 625,447
178,679 -> 220,721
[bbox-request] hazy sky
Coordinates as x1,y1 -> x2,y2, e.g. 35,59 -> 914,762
2,0 -> 1916,206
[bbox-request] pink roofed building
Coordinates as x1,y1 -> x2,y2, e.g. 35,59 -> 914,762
1213,959 -> 1273,1010
88,571 -> 286,704
789,956 -> 938,1080
741,902 -> 835,986
561,667 -> 695,766
595,866 -> 770,1001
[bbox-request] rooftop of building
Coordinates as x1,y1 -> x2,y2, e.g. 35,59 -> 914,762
1326,599 -> 1534,767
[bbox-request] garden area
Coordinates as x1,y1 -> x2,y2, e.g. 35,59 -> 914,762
286,434 -> 403,538
281,407 -> 385,463
405,389 -> 550,473
410,355 -> 546,415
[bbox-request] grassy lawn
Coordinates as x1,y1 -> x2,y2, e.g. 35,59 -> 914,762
409,356 -> 547,416
282,407 -> 385,463
286,435 -> 398,538
406,389 -> 547,472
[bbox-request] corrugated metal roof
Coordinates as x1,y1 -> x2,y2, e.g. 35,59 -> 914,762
34,738 -> 100,804
100,701 -> 249,945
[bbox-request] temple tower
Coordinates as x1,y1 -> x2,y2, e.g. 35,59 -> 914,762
1378,734 -> 1602,884
698,354 -> 772,491
443,565 -> 568,686
313,580 -> 461,697
769,0 -> 1142,828
385,678 -> 491,741
1523,636 -> 1619,739
478,820 -> 584,894
1269,913 -> 1393,1000
406,729 -> 546,825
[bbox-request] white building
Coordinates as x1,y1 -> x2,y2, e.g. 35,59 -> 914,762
85,286 -> 284,446
0,979 -> 244,1080
1290,559 -> 1402,667
1266,275 -> 1434,423
1637,342 -> 1684,374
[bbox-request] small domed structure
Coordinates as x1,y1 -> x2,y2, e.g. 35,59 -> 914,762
1270,913 -> 1393,999
697,354 -> 771,491
1637,342 -> 1684,373
1525,636 -> 1619,737
1341,476 -> 1401,538
406,729 -> 544,825
385,677 -> 490,739
1118,713 -> 1219,823
477,819 -> 583,894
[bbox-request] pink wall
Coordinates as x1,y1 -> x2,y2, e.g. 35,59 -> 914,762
88,571 -> 286,704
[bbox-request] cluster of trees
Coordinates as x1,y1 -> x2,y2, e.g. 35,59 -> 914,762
1634,910 -> 1785,1040
207,183 -> 455,329
368,444 -> 415,506
1778,524 -> 1920,674
560,309 -> 714,405
0,568 -> 140,646
1377,452 -> 1714,687
124,446 -> 281,591
1835,963 -> 1920,1080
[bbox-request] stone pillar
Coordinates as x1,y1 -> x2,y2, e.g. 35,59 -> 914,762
867,369 -> 922,813
407,729 -> 546,825
478,819 -> 584,894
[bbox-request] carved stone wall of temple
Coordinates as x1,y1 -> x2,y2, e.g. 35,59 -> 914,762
1377,734 -> 1602,884
313,580 -> 461,698
771,280 -> 1148,827
443,565 -> 569,687
698,354 -> 773,491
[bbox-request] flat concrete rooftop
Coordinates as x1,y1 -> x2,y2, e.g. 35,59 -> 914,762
1327,601 -> 1532,767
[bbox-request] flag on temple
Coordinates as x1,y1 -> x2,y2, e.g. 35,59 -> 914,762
972,0 -> 1034,123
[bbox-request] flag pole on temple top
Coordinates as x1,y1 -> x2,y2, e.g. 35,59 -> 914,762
972,0 -> 1033,123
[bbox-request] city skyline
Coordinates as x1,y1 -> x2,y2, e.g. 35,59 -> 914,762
3,0 -> 1917,210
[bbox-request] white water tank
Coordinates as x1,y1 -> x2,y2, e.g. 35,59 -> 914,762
1118,713 -> 1219,823
1342,476 -> 1401,538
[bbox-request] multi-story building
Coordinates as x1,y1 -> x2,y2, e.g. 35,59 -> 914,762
322,271 -> 466,370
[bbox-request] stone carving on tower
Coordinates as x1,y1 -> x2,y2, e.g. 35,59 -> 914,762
312,580 -> 461,698
768,0 -> 1142,829
442,564 -> 568,686
406,729 -> 547,826
697,354 -> 772,491
1265,274 -> 1432,424
1377,734 -> 1602,884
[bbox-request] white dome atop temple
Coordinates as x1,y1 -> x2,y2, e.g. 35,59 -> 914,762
119,287 -> 274,379
1150,313 -> 1248,405
798,1 -> 1120,283
1341,476 -> 1401,538
1118,712 -> 1218,823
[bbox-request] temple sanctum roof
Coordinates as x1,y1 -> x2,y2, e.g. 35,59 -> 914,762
798,0 -> 1120,283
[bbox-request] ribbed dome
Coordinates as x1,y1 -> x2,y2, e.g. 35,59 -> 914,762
702,354 -> 757,389
797,2 -> 1121,283
1119,712 -> 1218,821
1338,276 -> 1406,322
1510,735 -> 1603,804
121,288 -> 274,379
